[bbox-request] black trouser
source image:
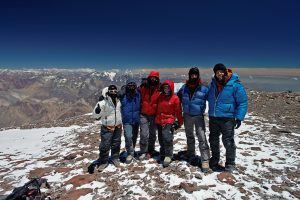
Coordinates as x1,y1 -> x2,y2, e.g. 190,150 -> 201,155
157,124 -> 174,158
209,117 -> 236,166
99,125 -> 122,164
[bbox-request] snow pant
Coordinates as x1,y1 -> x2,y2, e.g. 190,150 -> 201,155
124,123 -> 139,156
209,117 -> 236,166
99,125 -> 122,164
184,113 -> 210,161
139,114 -> 157,154
157,124 -> 174,158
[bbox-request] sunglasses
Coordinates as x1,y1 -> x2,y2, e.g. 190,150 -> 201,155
108,89 -> 118,94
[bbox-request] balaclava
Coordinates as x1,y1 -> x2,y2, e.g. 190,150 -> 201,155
188,67 -> 200,84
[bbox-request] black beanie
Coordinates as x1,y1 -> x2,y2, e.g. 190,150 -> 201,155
213,63 -> 228,75
108,85 -> 117,90
188,67 -> 200,78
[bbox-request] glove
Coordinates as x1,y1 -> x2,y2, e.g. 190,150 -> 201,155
88,163 -> 96,174
235,119 -> 241,129
95,104 -> 101,114
172,121 -> 180,131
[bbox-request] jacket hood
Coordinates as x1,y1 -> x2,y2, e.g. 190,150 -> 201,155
148,71 -> 160,79
227,69 -> 240,81
126,78 -> 137,86
225,69 -> 240,85
102,87 -> 109,97
160,80 -> 174,95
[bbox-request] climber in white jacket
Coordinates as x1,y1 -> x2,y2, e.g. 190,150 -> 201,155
92,85 -> 123,172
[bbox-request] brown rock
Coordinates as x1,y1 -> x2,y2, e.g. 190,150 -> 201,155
60,188 -> 93,200
194,173 -> 202,179
240,152 -> 252,156
131,174 -> 141,180
63,153 -> 77,160
55,167 -> 73,173
0,168 -> 10,173
13,159 -> 30,165
131,166 -> 145,172
239,141 -> 254,145
254,158 -> 273,163
28,167 -> 53,178
271,185 -> 283,193
217,172 -> 237,186
198,185 -> 209,190
139,197 -> 148,200
239,187 -> 247,193
65,174 -> 95,187
39,155 -> 59,162
179,182 -> 200,193
250,147 -> 262,151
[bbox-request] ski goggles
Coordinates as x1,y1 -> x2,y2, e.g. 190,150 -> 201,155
108,89 -> 118,94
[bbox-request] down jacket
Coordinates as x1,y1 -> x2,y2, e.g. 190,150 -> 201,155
155,80 -> 184,126
177,83 -> 208,116
140,71 -> 161,116
207,70 -> 248,121
119,79 -> 141,125
92,87 -> 122,126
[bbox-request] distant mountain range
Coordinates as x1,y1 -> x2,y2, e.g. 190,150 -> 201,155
1,67 -> 299,128
0,69 -> 136,128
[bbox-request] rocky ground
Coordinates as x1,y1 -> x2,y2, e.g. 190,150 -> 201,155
0,90 -> 299,200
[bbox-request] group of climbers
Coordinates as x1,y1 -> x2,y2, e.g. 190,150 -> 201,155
92,63 -> 248,173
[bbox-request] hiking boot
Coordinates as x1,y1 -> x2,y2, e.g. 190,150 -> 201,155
163,157 -> 172,167
139,153 -> 151,160
111,159 -> 121,167
97,163 -> 108,172
225,165 -> 236,173
201,160 -> 210,173
126,155 -> 133,164
139,153 -> 146,160
210,164 -> 225,172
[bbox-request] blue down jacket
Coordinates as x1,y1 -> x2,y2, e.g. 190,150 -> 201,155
177,84 -> 208,116
207,73 -> 248,121
119,80 -> 141,125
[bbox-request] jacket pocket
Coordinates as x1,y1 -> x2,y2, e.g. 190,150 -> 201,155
218,103 -> 235,113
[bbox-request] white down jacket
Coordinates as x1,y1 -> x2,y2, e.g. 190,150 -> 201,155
92,87 -> 122,126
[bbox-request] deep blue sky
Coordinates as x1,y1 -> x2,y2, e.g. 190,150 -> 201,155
0,0 -> 299,69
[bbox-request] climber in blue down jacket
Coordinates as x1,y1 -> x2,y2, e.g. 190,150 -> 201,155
207,63 -> 248,173
118,78 -> 141,164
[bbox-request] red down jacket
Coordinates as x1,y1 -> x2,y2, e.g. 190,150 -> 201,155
140,71 -> 161,116
155,80 -> 183,126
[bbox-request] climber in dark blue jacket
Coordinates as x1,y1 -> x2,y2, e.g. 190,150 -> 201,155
207,63 -> 248,173
119,78 -> 141,164
177,67 -> 210,173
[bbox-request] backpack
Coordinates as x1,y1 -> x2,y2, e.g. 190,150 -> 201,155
4,178 -> 50,200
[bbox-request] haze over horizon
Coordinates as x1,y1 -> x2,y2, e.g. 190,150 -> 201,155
0,0 -> 299,69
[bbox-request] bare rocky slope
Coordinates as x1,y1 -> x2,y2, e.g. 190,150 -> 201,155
0,69 -> 128,128
0,69 -> 188,129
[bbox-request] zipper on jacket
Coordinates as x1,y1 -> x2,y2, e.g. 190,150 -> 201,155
214,81 -> 225,117
114,100 -> 117,126
214,82 -> 220,117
